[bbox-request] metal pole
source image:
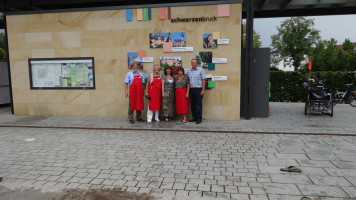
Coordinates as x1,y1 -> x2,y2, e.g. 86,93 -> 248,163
244,0 -> 254,119
3,13 -> 14,114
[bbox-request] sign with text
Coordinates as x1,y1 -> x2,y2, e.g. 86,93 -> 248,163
212,58 -> 227,63
142,57 -> 154,62
212,76 -> 227,81
172,47 -> 194,52
217,39 -> 229,44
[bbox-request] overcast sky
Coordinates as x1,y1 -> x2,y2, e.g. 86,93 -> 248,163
254,14 -> 356,48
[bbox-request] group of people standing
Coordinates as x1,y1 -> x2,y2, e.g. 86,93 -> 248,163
124,58 -> 206,124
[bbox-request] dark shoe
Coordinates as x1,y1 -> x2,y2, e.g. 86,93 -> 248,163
129,119 -> 135,124
196,120 -> 202,124
188,119 -> 197,122
136,118 -> 145,122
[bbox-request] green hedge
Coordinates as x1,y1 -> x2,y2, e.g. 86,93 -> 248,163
270,71 -> 356,102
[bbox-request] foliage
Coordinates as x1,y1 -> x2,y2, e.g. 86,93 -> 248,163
271,17 -> 320,71
270,71 -> 356,102
270,53 -> 282,69
0,32 -> 7,61
242,23 -> 262,48
342,39 -> 355,51
0,32 -> 6,50
0,48 -> 6,61
304,38 -> 356,72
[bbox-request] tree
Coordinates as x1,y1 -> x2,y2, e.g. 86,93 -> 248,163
305,38 -> 356,72
242,23 -> 262,48
271,17 -> 320,71
342,39 -> 356,71
342,38 -> 355,51
309,38 -> 342,71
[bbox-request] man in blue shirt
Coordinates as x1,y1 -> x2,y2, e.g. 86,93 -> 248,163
187,58 -> 206,124
124,63 -> 145,124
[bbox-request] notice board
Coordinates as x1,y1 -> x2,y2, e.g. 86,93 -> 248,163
28,57 -> 95,89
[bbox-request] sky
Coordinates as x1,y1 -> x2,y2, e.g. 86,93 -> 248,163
253,14 -> 356,48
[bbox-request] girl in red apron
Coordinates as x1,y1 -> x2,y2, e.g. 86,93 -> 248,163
175,67 -> 190,123
145,65 -> 162,122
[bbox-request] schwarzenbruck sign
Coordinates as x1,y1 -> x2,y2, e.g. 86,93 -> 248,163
171,16 -> 217,23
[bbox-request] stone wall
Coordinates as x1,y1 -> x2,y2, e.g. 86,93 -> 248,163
7,4 -> 242,120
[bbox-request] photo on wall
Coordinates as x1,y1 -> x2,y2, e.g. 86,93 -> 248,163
160,56 -> 182,74
196,51 -> 212,68
150,33 -> 171,48
172,32 -> 186,47
128,52 -> 143,69
203,33 -> 217,48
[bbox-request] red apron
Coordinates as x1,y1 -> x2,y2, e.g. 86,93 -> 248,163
175,88 -> 189,114
148,74 -> 162,110
129,74 -> 144,111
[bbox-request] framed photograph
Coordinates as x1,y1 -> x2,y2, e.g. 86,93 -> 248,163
172,32 -> 186,47
160,56 -> 182,74
196,52 -> 212,68
28,57 -> 95,89
203,33 -> 217,48
128,52 -> 143,69
150,33 -> 171,48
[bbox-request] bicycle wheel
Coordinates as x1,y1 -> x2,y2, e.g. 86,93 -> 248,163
349,95 -> 356,107
333,94 -> 341,106
305,101 -> 308,115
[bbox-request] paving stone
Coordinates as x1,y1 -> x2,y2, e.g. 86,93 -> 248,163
341,186 -> 356,198
267,194 -> 304,200
172,183 -> 185,190
297,184 -> 348,198
270,174 -> 312,184
250,195 -> 269,200
231,194 -> 249,200
125,187 -> 139,192
202,191 -> 216,198
185,183 -> 198,190
225,185 -> 238,193
216,192 -> 230,199
138,187 -> 151,194
263,183 -> 301,195
238,186 -> 252,194
308,176 -> 352,186
188,190 -> 202,197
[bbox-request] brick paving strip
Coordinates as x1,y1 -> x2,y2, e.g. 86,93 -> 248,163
0,124 -> 356,137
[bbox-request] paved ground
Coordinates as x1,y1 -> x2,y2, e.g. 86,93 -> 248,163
0,102 -> 356,135
1,103 -> 356,200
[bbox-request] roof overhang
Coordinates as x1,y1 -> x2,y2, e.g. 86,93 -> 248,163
1,0 -> 356,28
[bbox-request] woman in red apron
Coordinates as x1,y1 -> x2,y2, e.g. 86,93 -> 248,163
145,65 -> 162,122
175,67 -> 190,123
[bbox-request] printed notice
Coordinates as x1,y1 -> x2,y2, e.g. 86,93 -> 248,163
217,39 -> 229,44
172,47 -> 194,52
142,57 -> 154,62
212,58 -> 227,63
212,76 -> 227,81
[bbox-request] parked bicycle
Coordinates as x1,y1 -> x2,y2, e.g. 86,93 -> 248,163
332,83 -> 356,107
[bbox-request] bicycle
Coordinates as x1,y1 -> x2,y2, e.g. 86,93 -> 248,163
332,83 -> 356,107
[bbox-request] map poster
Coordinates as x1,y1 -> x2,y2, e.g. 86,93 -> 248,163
29,57 -> 95,89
